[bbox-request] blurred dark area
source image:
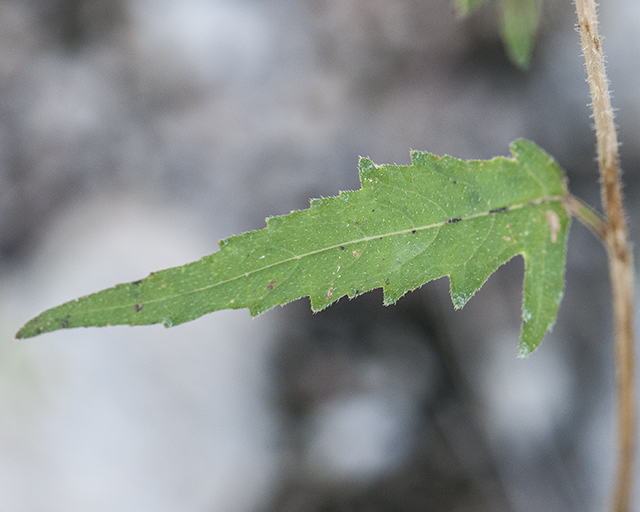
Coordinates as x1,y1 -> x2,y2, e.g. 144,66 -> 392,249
1,0 -> 639,510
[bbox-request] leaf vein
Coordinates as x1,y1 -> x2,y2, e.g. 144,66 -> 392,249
86,196 -> 564,314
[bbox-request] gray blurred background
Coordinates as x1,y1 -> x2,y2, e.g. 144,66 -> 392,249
1,0 -> 639,510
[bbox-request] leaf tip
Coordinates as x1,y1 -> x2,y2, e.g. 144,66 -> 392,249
519,316 -> 556,357
14,326 -> 28,339
506,49 -> 533,70
517,332 -> 542,357
517,345 -> 532,358
518,319 -> 539,358
15,316 -> 57,339
358,157 -> 377,180
450,291 -> 470,310
508,138 -> 533,159
449,276 -> 475,309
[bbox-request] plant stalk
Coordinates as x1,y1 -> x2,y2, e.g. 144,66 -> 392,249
575,0 -> 636,510
562,194 -> 607,241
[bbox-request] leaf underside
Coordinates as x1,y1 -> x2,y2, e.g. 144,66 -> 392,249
17,139 -> 570,356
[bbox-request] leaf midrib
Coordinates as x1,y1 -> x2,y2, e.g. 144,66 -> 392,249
60,195 -> 565,315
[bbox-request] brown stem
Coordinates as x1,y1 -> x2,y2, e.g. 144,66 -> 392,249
575,1 -> 636,511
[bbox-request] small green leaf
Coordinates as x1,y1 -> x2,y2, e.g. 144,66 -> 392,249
455,0 -> 542,68
500,0 -> 541,68
17,140 -> 570,356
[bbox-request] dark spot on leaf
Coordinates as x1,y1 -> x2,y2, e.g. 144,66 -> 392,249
135,303 -> 144,313
490,206 -> 509,214
453,180 -> 457,184
412,230 -> 416,234
133,280 -> 142,285
267,279 -> 279,291
447,217 -> 462,223
371,209 -> 375,212
354,290 -> 360,295
340,246 -> 345,250
60,316 -> 70,328
385,279 -> 390,285
355,221 -> 359,226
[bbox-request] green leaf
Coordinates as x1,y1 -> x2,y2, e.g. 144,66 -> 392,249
499,0 -> 541,68
17,139 -> 570,356
455,0 -> 542,68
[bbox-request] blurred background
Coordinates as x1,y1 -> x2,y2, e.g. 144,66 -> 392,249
0,0 -> 639,510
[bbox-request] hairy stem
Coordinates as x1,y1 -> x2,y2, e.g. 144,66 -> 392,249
575,0 -> 636,510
